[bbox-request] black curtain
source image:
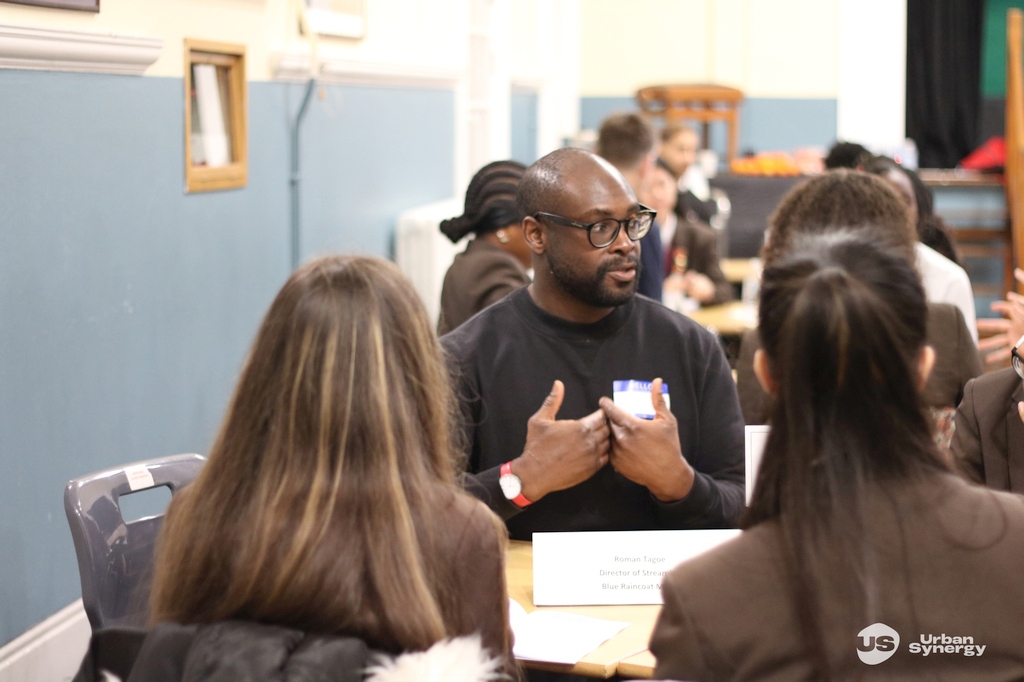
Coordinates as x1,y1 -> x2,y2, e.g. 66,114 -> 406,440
906,0 -> 985,168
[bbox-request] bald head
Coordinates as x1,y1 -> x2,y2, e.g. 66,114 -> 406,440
516,148 -> 634,218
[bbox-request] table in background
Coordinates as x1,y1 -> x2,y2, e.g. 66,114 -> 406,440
684,301 -> 758,337
720,257 -> 759,284
506,541 -> 659,679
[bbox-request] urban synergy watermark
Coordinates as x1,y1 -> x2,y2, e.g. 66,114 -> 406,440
857,623 -> 987,665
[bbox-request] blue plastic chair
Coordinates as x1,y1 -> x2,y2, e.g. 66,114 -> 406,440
64,453 -> 206,631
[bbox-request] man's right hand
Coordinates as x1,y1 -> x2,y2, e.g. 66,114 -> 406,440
510,380 -> 610,503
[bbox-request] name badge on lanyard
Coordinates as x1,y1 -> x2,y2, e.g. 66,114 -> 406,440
612,380 -> 670,420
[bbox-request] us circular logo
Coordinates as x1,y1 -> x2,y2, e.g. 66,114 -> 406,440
857,623 -> 900,665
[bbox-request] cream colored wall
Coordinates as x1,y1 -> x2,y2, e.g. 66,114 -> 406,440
0,0 -> 469,80
581,0 -> 840,98
510,0 -> 580,156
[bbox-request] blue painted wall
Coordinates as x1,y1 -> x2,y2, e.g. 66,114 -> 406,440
510,89 -> 539,165
581,96 -> 839,155
0,69 -> 454,645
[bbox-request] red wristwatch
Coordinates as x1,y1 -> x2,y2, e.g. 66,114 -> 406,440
499,462 -> 532,508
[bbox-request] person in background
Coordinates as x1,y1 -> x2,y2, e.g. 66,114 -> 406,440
595,112 -> 663,301
864,156 -> 977,343
952,275 -> 1024,493
978,267 -> 1024,366
443,147 -> 745,538
736,171 -> 981,434
659,123 -> 719,226
437,160 -> 532,336
951,360 -> 1024,495
148,256 -> 514,675
644,158 -> 732,306
651,232 -> 1024,680
823,140 -> 870,170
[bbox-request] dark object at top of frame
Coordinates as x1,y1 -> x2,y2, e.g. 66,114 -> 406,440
2,0 -> 99,11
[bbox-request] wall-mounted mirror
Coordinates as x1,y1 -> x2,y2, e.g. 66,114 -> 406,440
305,0 -> 367,39
184,40 -> 247,193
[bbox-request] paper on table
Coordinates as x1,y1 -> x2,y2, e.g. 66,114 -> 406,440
509,599 -> 629,665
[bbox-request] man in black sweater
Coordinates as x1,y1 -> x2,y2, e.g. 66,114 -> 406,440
442,148 -> 745,539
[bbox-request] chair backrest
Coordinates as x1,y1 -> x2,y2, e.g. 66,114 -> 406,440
64,453 -> 206,631
636,84 -> 745,164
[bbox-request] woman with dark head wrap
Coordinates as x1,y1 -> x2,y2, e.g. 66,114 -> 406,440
437,160 -> 531,335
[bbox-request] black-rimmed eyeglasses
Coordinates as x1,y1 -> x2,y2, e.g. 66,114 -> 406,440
1013,334 -> 1024,380
534,205 -> 656,248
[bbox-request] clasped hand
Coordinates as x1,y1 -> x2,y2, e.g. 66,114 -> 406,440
512,379 -> 694,504
599,378 -> 694,502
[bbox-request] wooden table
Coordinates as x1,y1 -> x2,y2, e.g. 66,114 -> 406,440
684,300 -> 757,337
720,258 -> 759,284
506,541 -> 659,678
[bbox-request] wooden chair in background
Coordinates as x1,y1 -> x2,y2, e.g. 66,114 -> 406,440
636,84 -> 744,164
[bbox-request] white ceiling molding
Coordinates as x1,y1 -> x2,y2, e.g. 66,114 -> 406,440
0,23 -> 162,75
271,50 -> 461,89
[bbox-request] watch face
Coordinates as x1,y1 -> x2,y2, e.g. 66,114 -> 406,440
499,472 -> 522,500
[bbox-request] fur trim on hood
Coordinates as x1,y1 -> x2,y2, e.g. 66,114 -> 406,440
365,636 -> 506,682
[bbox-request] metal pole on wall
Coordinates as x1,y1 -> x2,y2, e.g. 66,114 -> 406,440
290,77 -> 316,271
289,0 -> 320,271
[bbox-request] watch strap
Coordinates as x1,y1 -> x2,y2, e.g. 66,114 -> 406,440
500,462 -> 533,508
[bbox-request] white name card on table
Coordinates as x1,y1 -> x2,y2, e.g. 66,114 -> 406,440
745,425 -> 770,504
532,530 -> 740,606
509,599 -> 629,665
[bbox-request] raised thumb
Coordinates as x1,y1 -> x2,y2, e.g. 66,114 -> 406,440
534,380 -> 564,421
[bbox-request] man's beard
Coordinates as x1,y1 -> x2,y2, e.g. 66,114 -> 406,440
546,248 -> 641,308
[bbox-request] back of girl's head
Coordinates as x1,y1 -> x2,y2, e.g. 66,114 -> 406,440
440,160 -> 526,243
763,169 -> 916,266
228,254 -> 456,485
151,254 -> 460,650
750,232 -> 939,523
747,232 -> 946,678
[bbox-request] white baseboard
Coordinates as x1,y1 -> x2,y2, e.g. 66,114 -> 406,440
0,600 -> 91,682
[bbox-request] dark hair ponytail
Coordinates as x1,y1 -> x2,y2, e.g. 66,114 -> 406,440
745,232 -> 948,679
440,160 -> 526,243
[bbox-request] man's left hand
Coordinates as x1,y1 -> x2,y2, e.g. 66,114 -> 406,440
599,378 -> 695,502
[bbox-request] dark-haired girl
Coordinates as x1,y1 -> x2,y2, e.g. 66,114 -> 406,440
650,233 -> 1024,681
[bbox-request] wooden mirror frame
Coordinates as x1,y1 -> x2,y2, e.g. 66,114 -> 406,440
184,40 -> 248,193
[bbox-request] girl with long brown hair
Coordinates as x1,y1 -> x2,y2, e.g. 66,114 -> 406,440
650,233 -> 1024,680
149,255 -> 512,668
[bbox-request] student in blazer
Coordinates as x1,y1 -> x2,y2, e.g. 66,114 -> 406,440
149,256 -> 515,676
438,160 -> 532,336
951,367 -> 1024,492
738,302 -> 979,424
650,234 -> 1024,681
735,170 -> 981,425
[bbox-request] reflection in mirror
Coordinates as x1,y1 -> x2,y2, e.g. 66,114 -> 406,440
190,64 -> 233,168
306,0 -> 367,38
184,40 -> 247,192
